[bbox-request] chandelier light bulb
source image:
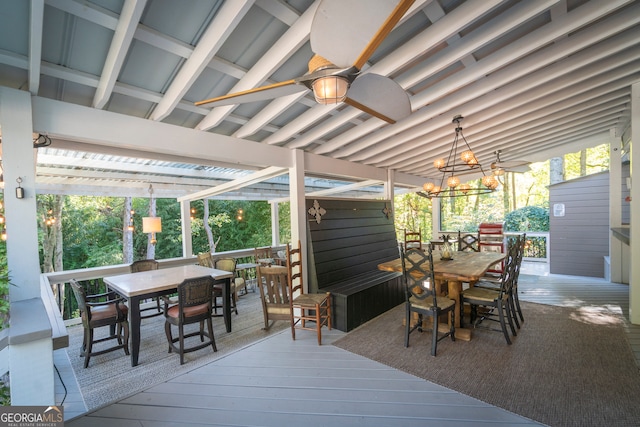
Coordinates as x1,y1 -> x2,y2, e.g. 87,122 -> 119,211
423,182 -> 435,192
434,158 -> 446,169
431,185 -> 441,195
447,176 -> 460,188
482,175 -> 499,189
459,183 -> 471,194
460,150 -> 475,164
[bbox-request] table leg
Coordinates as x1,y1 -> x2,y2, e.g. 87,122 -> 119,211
443,279 -> 471,341
129,295 -> 142,367
223,277 -> 232,333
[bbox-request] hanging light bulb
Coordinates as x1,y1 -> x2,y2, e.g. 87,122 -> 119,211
460,150 -> 475,164
447,176 -> 460,188
423,182 -> 435,192
434,158 -> 446,169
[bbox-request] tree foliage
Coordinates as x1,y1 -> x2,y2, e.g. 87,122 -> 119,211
504,206 -> 549,231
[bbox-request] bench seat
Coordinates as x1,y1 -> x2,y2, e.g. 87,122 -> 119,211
322,269 -> 403,332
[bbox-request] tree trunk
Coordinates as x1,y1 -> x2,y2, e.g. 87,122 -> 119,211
53,195 -> 64,271
123,197 -> 134,263
550,157 -> 564,184
203,200 -> 215,253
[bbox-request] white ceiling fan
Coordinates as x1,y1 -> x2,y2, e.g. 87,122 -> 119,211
490,150 -> 531,175
195,0 -> 414,124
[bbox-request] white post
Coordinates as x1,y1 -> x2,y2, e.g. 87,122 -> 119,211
0,88 -> 55,404
270,202 -> 280,247
180,200 -> 193,257
609,130 -> 624,283
630,82 -> 640,324
290,150 -> 307,289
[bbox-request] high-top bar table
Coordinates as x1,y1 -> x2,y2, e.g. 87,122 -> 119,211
104,264 -> 233,366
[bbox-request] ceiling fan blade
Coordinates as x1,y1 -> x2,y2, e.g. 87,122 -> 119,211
345,74 -> 410,124
195,80 -> 306,107
311,0 -> 412,69
498,160 -> 530,169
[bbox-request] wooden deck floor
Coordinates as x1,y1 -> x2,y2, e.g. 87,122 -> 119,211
60,264 -> 638,426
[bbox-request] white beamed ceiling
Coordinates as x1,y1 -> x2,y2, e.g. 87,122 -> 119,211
0,0 -> 636,200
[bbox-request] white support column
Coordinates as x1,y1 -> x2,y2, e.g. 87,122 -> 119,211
609,130 -> 623,283
385,169 -> 395,216
270,202 -> 280,247
0,88 -> 54,404
431,197 -> 441,240
180,200 -> 193,257
0,87 -> 40,301
630,81 -> 640,324
290,150 -> 307,289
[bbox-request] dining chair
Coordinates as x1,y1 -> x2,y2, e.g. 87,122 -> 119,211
70,279 -> 130,368
286,240 -> 331,345
197,252 -> 233,316
130,259 -> 162,318
163,275 -> 217,365
214,257 -> 241,315
401,246 -> 456,356
254,246 -> 275,266
404,229 -> 422,250
256,265 -> 292,330
473,233 -> 526,329
457,231 -> 480,252
460,235 -> 520,344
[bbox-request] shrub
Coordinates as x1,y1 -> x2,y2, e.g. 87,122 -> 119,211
504,206 -> 549,232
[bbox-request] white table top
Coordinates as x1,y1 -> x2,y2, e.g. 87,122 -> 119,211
103,264 -> 233,297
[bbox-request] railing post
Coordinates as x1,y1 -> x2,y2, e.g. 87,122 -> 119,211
8,299 -> 55,405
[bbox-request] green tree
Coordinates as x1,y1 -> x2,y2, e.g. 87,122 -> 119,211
504,206 -> 549,232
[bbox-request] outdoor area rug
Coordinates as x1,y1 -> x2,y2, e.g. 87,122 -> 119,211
66,289 -> 288,412
333,301 -> 640,427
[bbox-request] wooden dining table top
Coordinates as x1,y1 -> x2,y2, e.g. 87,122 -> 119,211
378,250 -> 506,283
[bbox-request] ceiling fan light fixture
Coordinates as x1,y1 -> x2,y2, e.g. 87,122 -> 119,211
312,75 -> 349,104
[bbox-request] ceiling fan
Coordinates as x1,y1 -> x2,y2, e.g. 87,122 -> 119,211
195,0 -> 414,124
490,150 -> 531,175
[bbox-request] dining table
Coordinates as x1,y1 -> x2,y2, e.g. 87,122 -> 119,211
104,264 -> 234,366
378,250 -> 506,341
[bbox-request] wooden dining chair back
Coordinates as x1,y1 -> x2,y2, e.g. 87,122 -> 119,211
214,257 -> 241,315
196,252 -> 215,268
401,246 -> 456,356
254,246 -> 275,266
457,231 -> 480,252
404,229 -> 422,250
461,235 -> 520,344
163,275 -> 217,365
130,259 -> 162,318
70,279 -> 130,368
256,265 -> 292,330
286,240 -> 331,345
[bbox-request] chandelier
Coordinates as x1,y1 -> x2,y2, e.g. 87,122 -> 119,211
418,115 -> 498,198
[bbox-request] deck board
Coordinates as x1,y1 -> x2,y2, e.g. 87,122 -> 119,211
66,267 -> 638,426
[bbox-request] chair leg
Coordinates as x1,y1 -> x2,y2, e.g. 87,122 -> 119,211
315,303 -> 322,345
509,294 -> 520,329
514,289 -> 525,322
178,323 -> 185,365
449,309 -> 456,342
505,299 -> 517,336
122,321 -> 130,355
207,317 -> 217,352
404,304 -> 411,348
430,314 -> 438,357
497,303 -> 512,345
83,328 -> 93,368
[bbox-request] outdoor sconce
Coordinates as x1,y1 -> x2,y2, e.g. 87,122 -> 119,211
15,177 -> 24,199
142,216 -> 162,245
